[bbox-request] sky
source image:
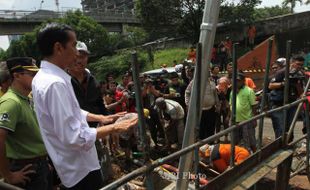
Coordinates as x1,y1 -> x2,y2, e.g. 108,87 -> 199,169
0,0 -> 310,50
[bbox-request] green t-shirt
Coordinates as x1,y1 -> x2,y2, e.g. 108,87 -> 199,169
230,86 -> 256,122
0,88 -> 47,159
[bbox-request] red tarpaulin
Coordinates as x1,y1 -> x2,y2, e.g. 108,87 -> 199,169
237,36 -> 278,70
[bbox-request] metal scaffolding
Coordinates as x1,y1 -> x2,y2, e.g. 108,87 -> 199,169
176,0 -> 221,189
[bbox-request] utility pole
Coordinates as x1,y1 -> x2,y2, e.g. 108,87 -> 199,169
55,0 -> 59,12
39,0 -> 44,10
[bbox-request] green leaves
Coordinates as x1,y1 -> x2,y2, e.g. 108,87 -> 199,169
254,6 -> 291,20
3,10 -> 113,60
135,0 -> 262,42
58,10 -> 110,58
282,0 -> 303,13
88,51 -> 148,82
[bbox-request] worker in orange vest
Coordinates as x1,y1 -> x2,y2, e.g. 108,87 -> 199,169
199,143 -> 250,173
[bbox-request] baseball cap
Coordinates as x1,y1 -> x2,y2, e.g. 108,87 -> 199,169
6,57 -> 39,73
275,57 -> 286,66
76,41 -> 90,54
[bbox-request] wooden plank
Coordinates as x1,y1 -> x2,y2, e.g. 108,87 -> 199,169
232,185 -> 246,190
267,151 -> 293,168
239,165 -> 271,188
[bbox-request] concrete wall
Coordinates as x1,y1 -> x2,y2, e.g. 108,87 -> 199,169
215,11 -> 310,44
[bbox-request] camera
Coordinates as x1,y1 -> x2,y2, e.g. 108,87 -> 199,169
289,69 -> 305,80
123,90 -> 135,99
128,91 -> 135,99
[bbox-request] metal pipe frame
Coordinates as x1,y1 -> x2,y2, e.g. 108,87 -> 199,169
176,0 -> 221,189
194,42 -> 203,190
131,52 -> 154,189
286,77 -> 310,144
0,181 -> 24,190
290,165 -> 307,178
275,154 -> 293,190
230,43 -> 238,167
282,40 -> 291,144
258,38 -> 273,150
305,100 -> 310,181
288,134 -> 307,147
101,98 -> 308,190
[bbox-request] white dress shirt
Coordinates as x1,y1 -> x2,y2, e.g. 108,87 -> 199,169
32,60 -> 100,188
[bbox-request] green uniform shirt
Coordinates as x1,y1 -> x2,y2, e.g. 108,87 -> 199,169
230,86 -> 256,122
0,88 -> 47,159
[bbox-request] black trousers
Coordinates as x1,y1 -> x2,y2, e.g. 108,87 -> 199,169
147,107 -> 165,145
199,106 -> 216,140
64,169 -> 104,190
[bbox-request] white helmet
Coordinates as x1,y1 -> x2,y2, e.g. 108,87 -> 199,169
275,57 -> 286,66
76,41 -> 90,54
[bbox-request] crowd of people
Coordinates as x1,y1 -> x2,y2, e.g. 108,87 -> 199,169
0,22 -> 309,190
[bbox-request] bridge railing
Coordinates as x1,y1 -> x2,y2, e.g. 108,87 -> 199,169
0,9 -> 139,23
0,10 -> 63,20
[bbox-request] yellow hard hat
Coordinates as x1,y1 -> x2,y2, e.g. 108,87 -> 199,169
143,109 -> 150,118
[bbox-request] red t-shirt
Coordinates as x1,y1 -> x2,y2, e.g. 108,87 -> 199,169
114,91 -> 126,113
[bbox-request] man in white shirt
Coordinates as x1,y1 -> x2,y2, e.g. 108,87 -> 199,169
155,97 -> 184,149
32,23 -> 138,189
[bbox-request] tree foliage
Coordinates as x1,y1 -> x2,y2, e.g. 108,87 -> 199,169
0,48 -> 6,60
135,0 -> 182,40
282,0 -> 303,13
219,0 -> 262,24
58,11 -> 111,57
3,10 -> 117,60
282,0 -> 310,13
136,0 -> 262,42
124,26 -> 149,47
178,0 -> 205,42
254,5 -> 291,20
88,51 -> 148,81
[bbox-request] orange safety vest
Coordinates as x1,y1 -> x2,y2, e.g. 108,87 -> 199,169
209,144 -> 250,173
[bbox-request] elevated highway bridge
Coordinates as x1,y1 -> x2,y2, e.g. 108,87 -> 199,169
0,9 -> 140,35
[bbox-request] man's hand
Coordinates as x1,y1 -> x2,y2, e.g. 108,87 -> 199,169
5,164 -> 35,185
113,116 -> 138,133
113,111 -> 127,117
106,112 -> 127,123
96,115 -> 113,125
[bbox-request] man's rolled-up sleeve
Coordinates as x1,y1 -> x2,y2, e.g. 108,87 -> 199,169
81,109 -> 89,121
